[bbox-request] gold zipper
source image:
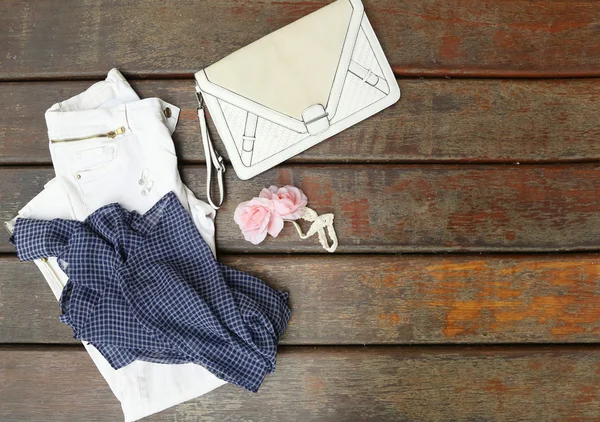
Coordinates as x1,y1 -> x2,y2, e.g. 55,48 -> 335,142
40,257 -> 65,288
50,126 -> 126,143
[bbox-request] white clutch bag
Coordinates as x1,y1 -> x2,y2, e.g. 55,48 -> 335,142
194,0 -> 400,187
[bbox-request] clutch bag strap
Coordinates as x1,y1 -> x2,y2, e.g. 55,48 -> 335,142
195,85 -> 225,210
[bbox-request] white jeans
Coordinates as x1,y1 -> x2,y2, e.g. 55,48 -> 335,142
12,69 -> 226,421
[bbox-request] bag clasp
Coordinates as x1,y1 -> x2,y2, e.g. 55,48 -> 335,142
302,104 -> 330,135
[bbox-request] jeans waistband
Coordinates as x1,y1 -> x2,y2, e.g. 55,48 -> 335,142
45,68 -> 179,140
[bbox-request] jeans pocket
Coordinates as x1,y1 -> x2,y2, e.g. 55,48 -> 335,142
75,145 -> 116,173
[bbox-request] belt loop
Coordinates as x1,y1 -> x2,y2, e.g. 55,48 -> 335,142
241,112 -> 258,166
123,102 -> 132,134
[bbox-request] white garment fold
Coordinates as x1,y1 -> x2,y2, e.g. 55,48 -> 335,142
11,68 -> 226,421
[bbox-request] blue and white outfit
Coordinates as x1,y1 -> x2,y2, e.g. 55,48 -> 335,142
11,192 -> 290,393
6,69 -> 288,421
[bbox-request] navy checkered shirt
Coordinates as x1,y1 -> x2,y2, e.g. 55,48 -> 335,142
11,191 -> 290,392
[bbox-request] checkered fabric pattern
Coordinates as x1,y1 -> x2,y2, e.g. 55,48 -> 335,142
11,192 -> 290,393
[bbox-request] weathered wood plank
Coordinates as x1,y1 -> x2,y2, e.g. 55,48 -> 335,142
2,79 -> 600,165
2,254 -> 600,345
2,0 -> 600,79
1,165 -> 599,253
1,346 -> 600,421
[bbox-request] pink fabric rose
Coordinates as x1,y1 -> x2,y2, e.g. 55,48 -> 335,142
233,198 -> 284,245
259,185 -> 308,220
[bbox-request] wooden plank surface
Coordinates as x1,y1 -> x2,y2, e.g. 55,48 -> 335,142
2,164 -> 599,253
3,0 -> 600,420
1,345 -> 600,421
2,79 -> 600,165
2,254 -> 599,345
2,0 -> 600,80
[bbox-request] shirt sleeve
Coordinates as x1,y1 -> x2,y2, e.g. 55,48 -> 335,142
10,218 -> 80,262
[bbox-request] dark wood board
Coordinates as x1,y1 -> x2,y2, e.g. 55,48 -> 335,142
2,254 -> 600,345
1,345 -> 600,421
3,0 -> 600,419
2,79 -> 600,165
2,0 -> 600,80
1,164 -> 599,253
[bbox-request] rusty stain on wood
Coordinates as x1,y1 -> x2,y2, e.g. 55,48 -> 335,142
1,165 -> 599,253
2,255 -> 599,345
295,174 -> 335,209
3,0 -> 600,417
422,259 -> 600,339
340,198 -> 372,238
2,79 -> 600,165
2,346 -> 600,421
2,0 -> 600,79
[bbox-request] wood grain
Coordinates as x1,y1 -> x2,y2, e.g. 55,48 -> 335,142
2,0 -> 600,80
2,254 -> 600,345
3,0 -> 600,418
2,79 -> 600,165
1,164 -> 599,253
1,345 -> 600,421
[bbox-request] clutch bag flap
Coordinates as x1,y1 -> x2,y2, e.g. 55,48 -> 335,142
195,0 -> 400,180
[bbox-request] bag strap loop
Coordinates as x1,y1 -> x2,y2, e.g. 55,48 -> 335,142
196,86 -> 225,210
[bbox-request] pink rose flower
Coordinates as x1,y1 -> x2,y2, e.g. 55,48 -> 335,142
234,198 -> 284,245
259,185 -> 308,220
